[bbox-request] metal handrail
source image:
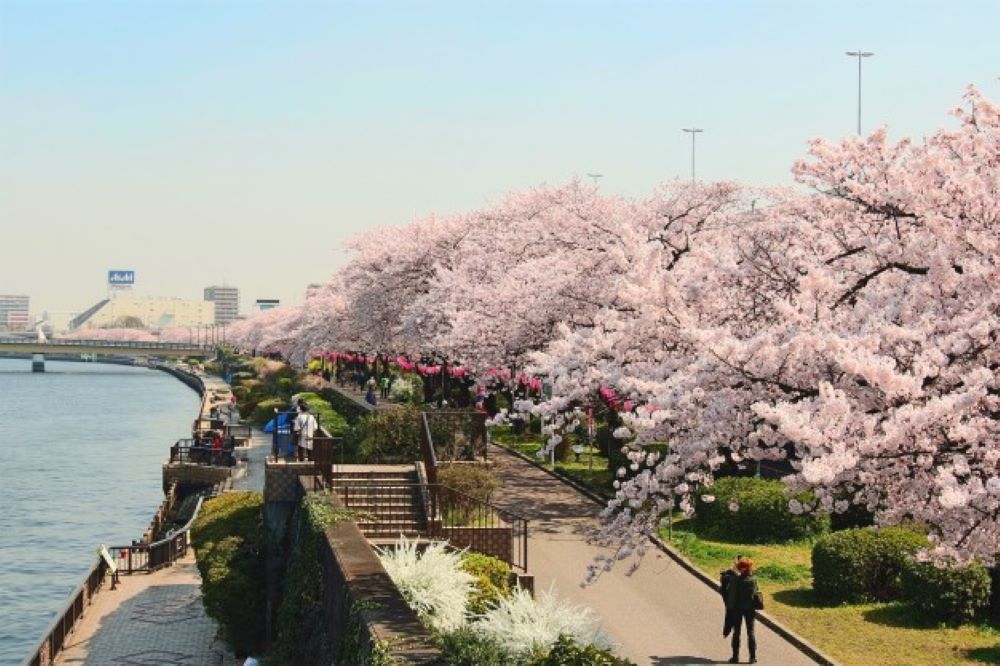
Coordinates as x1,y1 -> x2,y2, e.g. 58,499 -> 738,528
329,481 -> 529,572
420,412 -> 439,485
23,495 -> 207,666
108,496 -> 205,574
0,337 -> 214,351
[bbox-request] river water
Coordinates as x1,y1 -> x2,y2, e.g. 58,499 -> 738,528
0,359 -> 200,665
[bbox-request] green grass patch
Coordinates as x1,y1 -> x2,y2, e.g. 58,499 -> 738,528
492,427 -> 614,498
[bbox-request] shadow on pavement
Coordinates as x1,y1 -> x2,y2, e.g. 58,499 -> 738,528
649,656 -> 725,664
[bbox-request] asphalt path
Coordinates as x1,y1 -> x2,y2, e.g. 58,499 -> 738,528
489,444 -> 819,666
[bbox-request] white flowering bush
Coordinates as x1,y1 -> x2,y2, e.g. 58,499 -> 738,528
377,536 -> 473,632
471,586 -> 610,657
389,377 -> 416,402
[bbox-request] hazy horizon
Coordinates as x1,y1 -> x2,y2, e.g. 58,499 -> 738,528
2,0 -> 997,315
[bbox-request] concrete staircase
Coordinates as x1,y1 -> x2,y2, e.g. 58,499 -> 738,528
330,465 -> 428,541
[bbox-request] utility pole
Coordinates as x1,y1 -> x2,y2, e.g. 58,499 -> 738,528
682,128 -> 703,182
845,50 -> 874,134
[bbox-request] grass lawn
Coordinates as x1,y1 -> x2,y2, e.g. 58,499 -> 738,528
490,426 -> 614,498
662,521 -> 1000,666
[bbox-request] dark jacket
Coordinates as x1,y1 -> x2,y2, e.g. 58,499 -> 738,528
725,574 -> 760,611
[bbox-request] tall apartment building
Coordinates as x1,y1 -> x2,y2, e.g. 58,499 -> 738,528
204,285 -> 239,324
0,294 -> 30,330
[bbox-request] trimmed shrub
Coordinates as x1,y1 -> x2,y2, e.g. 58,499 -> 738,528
695,477 -> 829,543
460,552 -> 511,615
294,392 -> 349,436
811,526 -> 927,603
271,492 -> 360,665
527,634 -> 633,665
357,405 -> 425,463
439,628 -> 510,665
901,559 -> 992,624
190,492 -> 266,655
439,464 -> 502,503
251,397 -> 286,426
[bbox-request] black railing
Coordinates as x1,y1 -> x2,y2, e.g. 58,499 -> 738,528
169,440 -> 236,467
422,410 -> 488,462
420,412 -> 439,485
24,493 -> 209,665
143,481 -> 178,542
329,482 -> 528,573
25,557 -> 110,666
108,495 -> 205,574
0,337 -> 214,351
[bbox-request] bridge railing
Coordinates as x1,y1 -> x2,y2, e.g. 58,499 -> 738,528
0,337 -> 214,351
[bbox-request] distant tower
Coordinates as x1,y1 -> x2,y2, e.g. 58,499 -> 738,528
204,285 -> 239,325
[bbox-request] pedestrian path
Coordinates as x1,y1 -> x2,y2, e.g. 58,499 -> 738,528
55,552 -> 238,666
325,380 -> 397,412
231,426 -> 269,492
488,444 -> 818,666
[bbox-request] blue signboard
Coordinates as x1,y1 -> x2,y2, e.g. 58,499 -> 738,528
108,270 -> 135,285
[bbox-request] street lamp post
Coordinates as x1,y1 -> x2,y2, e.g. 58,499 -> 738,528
682,128 -> 703,182
845,50 -> 874,134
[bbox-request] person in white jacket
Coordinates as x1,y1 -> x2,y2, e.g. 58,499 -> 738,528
293,402 -> 318,462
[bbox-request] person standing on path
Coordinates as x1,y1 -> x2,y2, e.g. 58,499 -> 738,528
719,555 -> 742,638
725,557 -> 762,664
293,403 -> 318,461
380,375 -> 391,399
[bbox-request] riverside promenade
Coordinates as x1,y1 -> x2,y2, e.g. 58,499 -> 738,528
488,444 -> 820,666
52,370 -> 242,666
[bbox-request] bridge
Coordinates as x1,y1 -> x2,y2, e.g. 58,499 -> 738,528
0,338 -> 215,372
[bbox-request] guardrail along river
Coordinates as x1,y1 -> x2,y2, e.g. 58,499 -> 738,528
0,359 -> 200,665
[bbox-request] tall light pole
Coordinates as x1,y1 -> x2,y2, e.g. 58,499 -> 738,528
845,50 -> 874,134
586,173 -> 604,186
682,128 -> 703,182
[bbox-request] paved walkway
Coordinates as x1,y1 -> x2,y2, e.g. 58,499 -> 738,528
55,553 -> 238,666
231,426 -> 269,492
489,444 -> 818,666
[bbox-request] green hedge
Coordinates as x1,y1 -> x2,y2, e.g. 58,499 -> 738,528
271,492 -> 360,665
694,477 -> 829,543
811,526 -> 927,604
354,405 -> 452,463
295,392 -> 349,436
901,559 -> 992,624
318,387 -> 372,424
251,397 -> 287,426
190,492 -> 266,655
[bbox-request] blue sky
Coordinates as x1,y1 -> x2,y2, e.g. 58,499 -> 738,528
1,0 -> 997,313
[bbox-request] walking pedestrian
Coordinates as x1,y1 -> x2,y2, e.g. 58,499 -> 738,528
725,557 -> 762,664
365,385 -> 378,406
293,403 -> 318,462
380,375 -> 390,399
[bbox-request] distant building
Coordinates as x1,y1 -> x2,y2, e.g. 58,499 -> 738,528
72,295 -> 215,330
204,285 -> 239,324
254,299 -> 280,313
0,294 -> 30,331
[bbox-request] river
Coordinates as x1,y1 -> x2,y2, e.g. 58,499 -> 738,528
0,358 -> 201,665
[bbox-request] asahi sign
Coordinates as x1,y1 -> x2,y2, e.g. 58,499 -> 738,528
108,270 -> 135,286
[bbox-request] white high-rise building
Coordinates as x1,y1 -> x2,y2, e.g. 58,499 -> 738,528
204,285 -> 239,324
